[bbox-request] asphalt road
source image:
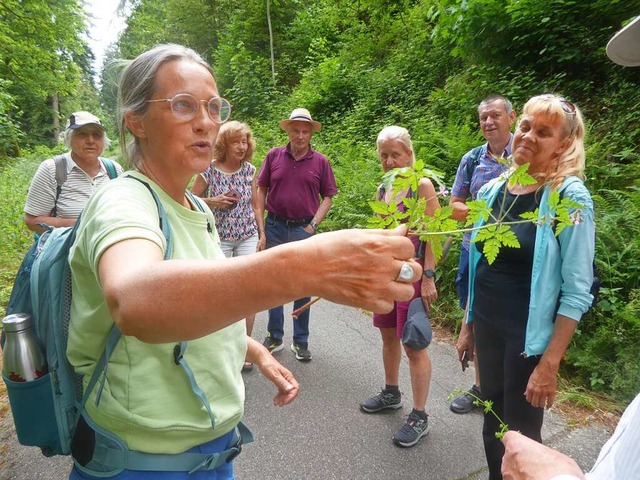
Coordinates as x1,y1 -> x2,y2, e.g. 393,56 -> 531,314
0,301 -> 612,479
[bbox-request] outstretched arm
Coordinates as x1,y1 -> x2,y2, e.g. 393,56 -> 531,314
502,430 -> 585,480
99,226 -> 422,343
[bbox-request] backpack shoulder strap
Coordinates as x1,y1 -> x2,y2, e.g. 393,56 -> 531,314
52,155 -> 68,216
186,190 -> 207,213
84,177 -> 173,409
54,154 -> 68,189
464,146 -> 484,185
126,176 -> 173,259
99,158 -> 119,180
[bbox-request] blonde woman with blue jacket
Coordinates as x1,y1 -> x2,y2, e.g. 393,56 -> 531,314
456,94 -> 595,480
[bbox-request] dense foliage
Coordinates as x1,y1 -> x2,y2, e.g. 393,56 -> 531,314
0,0 -> 100,156
1,0 -> 639,408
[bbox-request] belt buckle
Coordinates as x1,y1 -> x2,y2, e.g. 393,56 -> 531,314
226,445 -> 242,463
226,433 -> 243,463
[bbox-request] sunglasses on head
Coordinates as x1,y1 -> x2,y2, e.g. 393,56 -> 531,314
539,94 -> 576,116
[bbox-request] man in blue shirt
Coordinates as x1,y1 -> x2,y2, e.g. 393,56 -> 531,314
449,95 -> 516,414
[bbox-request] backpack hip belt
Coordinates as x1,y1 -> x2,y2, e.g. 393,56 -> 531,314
73,413 -> 252,475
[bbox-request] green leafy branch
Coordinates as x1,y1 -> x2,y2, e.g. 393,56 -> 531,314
449,388 -> 509,440
367,157 -> 585,264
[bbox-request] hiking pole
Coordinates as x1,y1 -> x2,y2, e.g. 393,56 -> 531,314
439,236 -> 454,265
292,297 -> 321,320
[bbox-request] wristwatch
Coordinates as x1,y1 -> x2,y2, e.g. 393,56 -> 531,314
423,269 -> 435,279
309,221 -> 318,231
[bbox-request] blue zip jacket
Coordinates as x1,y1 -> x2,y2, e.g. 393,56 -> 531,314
466,175 -> 595,356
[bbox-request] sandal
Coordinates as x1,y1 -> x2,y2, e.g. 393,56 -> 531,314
242,362 -> 254,372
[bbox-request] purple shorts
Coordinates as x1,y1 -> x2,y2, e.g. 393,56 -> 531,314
373,279 -> 422,338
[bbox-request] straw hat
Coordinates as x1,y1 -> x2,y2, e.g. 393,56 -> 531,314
279,108 -> 321,133
607,15 -> 640,66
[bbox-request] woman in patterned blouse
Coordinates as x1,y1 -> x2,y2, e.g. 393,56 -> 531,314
192,121 -> 265,370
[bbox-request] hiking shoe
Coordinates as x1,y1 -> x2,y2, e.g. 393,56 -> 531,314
393,411 -> 430,448
450,384 -> 482,414
263,335 -> 284,353
360,389 -> 402,413
290,342 -> 312,362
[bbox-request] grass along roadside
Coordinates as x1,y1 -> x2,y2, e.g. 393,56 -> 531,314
0,154 -> 42,429
0,155 -> 40,319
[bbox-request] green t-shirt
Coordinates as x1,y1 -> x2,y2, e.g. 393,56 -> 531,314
68,172 -> 246,454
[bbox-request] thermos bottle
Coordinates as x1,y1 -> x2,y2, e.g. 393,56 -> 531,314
1,313 -> 47,382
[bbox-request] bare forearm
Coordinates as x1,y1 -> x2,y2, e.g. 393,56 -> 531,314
449,197 -> 470,222
246,336 -> 271,365
539,314 -> 578,370
252,183 -> 266,235
25,214 -> 76,233
106,247 -> 307,343
423,242 -> 436,271
526,314 -> 578,408
102,227 -> 421,343
312,196 -> 333,224
255,186 -> 267,218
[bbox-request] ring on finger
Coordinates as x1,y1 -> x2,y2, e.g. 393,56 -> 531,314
395,261 -> 414,283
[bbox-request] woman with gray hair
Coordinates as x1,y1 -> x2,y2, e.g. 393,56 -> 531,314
23,111 -> 122,233
66,44 -> 422,479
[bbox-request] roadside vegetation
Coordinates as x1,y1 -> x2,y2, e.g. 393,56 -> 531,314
1,0 -> 639,411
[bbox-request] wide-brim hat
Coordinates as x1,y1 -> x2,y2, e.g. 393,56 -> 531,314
65,111 -> 105,131
279,108 -> 321,133
607,16 -> 640,66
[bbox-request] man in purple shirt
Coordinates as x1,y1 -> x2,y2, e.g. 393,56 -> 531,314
256,108 -> 338,361
449,95 -> 516,413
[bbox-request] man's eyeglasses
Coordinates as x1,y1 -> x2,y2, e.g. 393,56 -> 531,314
147,94 -> 232,123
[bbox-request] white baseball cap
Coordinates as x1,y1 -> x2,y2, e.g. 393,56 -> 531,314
606,16 -> 640,66
65,111 -> 105,131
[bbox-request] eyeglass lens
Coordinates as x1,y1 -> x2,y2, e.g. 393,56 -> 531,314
171,94 -> 231,123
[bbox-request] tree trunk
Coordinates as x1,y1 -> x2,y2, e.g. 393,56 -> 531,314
266,0 -> 276,85
52,93 -> 60,143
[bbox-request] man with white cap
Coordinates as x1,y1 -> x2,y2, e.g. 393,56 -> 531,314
24,111 -> 123,233
500,15 -> 640,480
256,108 -> 338,361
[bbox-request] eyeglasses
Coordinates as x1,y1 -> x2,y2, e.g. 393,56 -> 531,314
147,94 -> 232,123
539,94 -> 576,116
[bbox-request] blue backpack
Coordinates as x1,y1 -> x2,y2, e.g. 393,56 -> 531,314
3,177 -> 252,473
